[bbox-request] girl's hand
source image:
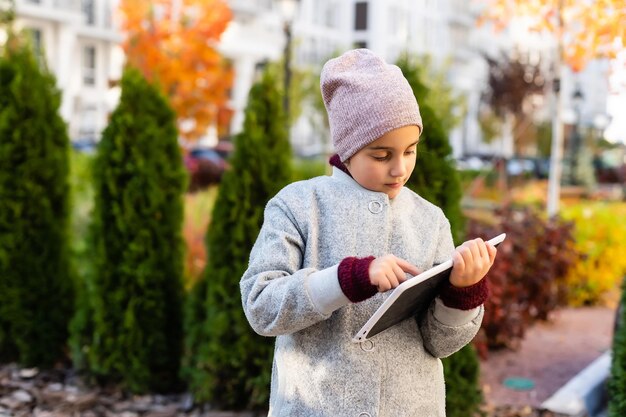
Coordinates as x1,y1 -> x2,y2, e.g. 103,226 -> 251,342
449,238 -> 497,288
369,255 -> 421,292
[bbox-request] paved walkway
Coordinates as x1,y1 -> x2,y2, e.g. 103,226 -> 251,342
480,306 -> 616,408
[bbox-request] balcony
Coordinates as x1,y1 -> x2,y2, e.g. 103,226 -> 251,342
229,0 -> 273,20
53,0 -> 80,11
16,0 -> 82,23
17,0 -> 121,40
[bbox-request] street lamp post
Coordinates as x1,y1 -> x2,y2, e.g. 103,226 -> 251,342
568,87 -> 584,185
592,113 -> 611,182
277,0 -> 299,126
283,21 -> 292,123
593,113 -> 611,142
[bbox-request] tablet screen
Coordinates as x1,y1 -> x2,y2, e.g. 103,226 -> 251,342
354,233 -> 506,342
364,266 -> 452,339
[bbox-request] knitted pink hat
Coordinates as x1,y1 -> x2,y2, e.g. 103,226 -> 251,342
321,49 -> 423,162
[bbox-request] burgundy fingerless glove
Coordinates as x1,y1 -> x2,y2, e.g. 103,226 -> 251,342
337,250 -> 489,308
439,277 -> 489,310
338,256 -> 377,302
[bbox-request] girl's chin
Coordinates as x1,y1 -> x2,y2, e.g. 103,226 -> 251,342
385,188 -> 402,199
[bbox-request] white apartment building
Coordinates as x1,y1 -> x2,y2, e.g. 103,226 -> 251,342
225,0 -> 478,156
217,0 -> 283,142
263,0 -> 611,158
304,0 -> 497,159
11,0 -> 122,144
6,0 -> 611,156
220,0 -> 527,157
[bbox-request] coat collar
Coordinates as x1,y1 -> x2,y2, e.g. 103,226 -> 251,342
331,166 -> 411,205
328,153 -> 410,204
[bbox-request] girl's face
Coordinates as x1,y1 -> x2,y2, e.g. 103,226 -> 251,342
344,125 -> 420,199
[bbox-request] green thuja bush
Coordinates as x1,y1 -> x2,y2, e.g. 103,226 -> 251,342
0,35 -> 74,367
396,55 -> 481,416
72,68 -> 186,393
184,68 -> 292,409
609,277 -> 626,416
443,343 -> 483,416
396,55 -> 464,243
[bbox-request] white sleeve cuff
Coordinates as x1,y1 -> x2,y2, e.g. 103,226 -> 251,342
305,264 -> 350,315
433,297 -> 481,326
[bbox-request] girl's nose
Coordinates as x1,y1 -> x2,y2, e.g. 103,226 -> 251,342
390,157 -> 407,178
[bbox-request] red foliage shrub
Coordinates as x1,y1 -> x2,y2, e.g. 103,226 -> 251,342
468,206 -> 580,358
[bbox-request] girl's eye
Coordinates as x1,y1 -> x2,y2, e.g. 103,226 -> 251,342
405,150 -> 416,155
372,154 -> 389,161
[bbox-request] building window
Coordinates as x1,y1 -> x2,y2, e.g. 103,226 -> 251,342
324,1 -> 337,28
82,0 -> 95,25
355,2 -> 368,31
29,28 -> 42,53
451,25 -> 467,49
83,46 -> 96,86
26,28 -> 44,63
78,105 -> 98,141
354,41 -> 367,49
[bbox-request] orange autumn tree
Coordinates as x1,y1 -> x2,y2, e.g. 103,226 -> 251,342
119,0 -> 234,141
478,0 -> 626,72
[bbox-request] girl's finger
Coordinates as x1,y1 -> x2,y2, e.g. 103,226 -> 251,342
469,239 -> 482,261
395,257 -> 420,276
377,278 -> 391,292
477,239 -> 489,262
452,251 -> 466,273
386,271 -> 399,289
391,261 -> 408,283
487,243 -> 498,264
459,246 -> 472,265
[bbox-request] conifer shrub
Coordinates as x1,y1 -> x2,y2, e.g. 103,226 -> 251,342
396,55 -> 481,415
72,68 -> 186,393
396,56 -> 465,243
609,277 -> 626,416
0,35 -> 74,367
292,157 -> 326,182
184,69 -> 292,409
443,344 -> 483,417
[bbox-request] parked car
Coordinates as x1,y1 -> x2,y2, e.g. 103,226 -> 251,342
455,155 -> 493,171
71,137 -> 98,154
594,148 -> 626,184
506,157 -> 550,179
184,146 -> 230,191
213,140 -> 234,159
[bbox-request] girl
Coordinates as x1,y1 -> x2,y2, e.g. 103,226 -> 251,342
240,49 -> 497,417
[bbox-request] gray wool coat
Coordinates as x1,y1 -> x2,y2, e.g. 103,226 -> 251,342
240,167 -> 484,417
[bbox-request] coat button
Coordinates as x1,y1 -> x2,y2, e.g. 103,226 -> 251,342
360,340 -> 374,352
358,413 -> 372,417
368,201 -> 383,214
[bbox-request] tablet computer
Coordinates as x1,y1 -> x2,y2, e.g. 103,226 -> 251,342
352,233 -> 506,343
